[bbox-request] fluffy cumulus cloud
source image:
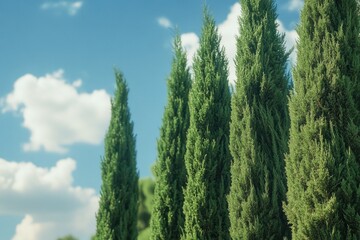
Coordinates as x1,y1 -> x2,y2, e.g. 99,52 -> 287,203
180,32 -> 200,68
288,0 -> 304,12
1,70 -> 111,153
218,2 -> 241,85
277,20 -> 299,64
41,1 -> 84,16
157,17 -> 173,29
0,157 -> 98,240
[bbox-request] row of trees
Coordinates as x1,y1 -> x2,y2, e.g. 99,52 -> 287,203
95,0 -> 360,239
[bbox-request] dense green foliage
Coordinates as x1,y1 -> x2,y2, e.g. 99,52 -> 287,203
182,9 -> 231,240
138,178 -> 155,235
151,35 -> 191,240
285,0 -> 360,238
227,0 -> 290,239
57,235 -> 78,240
96,70 -> 138,240
138,228 -> 151,240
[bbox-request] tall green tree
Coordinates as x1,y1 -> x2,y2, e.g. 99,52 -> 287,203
285,0 -> 360,238
96,70 -> 138,240
228,0 -> 290,239
182,9 -> 231,240
151,35 -> 191,240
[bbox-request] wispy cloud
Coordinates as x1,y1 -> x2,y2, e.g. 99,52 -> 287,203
41,1 -> 84,16
287,0 -> 303,12
157,17 -> 173,29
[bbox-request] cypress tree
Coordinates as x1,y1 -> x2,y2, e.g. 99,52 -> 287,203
150,35 -> 191,239
285,0 -> 360,238
96,70 -> 138,240
182,8 -> 231,240
228,0 -> 290,239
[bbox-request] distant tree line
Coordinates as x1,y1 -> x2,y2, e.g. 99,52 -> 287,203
95,0 -> 360,239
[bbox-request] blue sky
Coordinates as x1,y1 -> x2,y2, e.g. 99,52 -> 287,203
0,0 -> 302,239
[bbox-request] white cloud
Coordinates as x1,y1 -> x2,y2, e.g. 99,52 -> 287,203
2,69 -> 111,153
180,32 -> 200,68
41,1 -> 84,16
288,0 -> 304,12
0,158 -> 98,240
218,2 -> 241,85
157,17 -> 173,29
277,20 -> 298,64
13,215 -> 44,240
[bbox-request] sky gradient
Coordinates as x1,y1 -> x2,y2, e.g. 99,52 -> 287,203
0,0 -> 302,239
